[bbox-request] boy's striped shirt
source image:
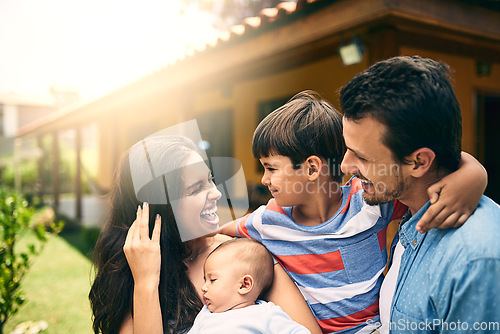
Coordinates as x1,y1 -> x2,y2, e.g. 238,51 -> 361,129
236,177 -> 406,334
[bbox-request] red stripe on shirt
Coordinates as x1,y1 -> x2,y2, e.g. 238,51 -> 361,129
391,200 -> 408,221
277,250 -> 344,275
378,226 -> 387,251
236,214 -> 251,238
317,298 -> 380,333
340,177 -> 363,214
265,199 -> 287,215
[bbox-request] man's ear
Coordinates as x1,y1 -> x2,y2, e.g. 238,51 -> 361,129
408,148 -> 436,178
306,156 -> 322,181
238,275 -> 254,295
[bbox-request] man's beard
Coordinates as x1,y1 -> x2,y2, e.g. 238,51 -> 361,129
363,175 -> 405,206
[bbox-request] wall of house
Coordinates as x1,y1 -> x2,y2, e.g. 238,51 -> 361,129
191,48 -> 500,190
95,90 -> 193,190
89,53 -> 369,201
91,44 -> 500,198
192,54 -> 369,186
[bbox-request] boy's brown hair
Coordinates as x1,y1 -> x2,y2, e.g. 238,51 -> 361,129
252,90 -> 345,182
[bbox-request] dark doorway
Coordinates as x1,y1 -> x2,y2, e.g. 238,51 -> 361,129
256,96 -> 291,172
477,93 -> 500,203
197,109 -> 233,158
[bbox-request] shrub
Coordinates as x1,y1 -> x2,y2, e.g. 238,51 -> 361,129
0,188 -> 62,334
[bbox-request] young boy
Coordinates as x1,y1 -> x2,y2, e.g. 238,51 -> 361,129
220,90 -> 486,333
188,238 -> 310,334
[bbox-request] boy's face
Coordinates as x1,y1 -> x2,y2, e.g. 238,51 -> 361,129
259,155 -> 310,207
341,116 -> 410,205
201,250 -> 244,313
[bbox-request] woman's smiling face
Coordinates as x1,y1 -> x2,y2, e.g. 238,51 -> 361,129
173,152 -> 222,242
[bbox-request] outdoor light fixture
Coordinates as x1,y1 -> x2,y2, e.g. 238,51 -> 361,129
339,35 -> 365,66
476,60 -> 492,77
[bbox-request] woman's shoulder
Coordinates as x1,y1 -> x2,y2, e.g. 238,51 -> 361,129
214,233 -> 232,244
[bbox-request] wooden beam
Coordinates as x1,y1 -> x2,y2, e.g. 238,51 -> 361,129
367,25 -> 399,65
37,135 -> 44,205
394,20 -> 500,61
75,126 -> 82,221
52,131 -> 60,210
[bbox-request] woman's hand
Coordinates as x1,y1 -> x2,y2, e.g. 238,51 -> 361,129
122,203 -> 164,334
123,202 -> 162,287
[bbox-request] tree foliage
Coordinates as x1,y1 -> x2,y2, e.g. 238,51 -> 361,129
0,188 -> 62,334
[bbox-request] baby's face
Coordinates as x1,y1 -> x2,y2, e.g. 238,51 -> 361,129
201,250 -> 244,313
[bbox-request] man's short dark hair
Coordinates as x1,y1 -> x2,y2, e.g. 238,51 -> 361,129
252,90 -> 345,182
340,56 -> 462,172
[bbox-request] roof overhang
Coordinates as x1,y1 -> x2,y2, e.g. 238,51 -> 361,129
16,0 -> 500,137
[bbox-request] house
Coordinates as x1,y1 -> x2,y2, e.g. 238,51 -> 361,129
0,93 -> 56,153
0,93 -> 59,191
15,0 -> 500,223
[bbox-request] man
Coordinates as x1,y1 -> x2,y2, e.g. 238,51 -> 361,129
340,56 -> 500,333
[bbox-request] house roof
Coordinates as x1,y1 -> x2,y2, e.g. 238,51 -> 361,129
16,0 -> 500,137
189,0 -> 500,57
0,92 -> 55,108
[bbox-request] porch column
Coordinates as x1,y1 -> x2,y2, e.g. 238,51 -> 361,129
75,126 -> 82,221
37,135 -> 45,205
367,26 -> 399,65
52,131 -> 60,210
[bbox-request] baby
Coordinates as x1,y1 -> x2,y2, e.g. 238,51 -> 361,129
188,238 -> 310,333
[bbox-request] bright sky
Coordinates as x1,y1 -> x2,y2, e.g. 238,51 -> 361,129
0,0 -> 219,100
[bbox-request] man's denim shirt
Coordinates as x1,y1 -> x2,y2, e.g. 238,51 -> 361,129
388,196 -> 500,334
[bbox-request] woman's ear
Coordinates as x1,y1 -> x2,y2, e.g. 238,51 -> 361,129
408,148 -> 436,178
306,156 -> 323,181
238,275 -> 254,295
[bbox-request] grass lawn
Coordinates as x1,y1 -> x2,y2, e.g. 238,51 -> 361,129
4,230 -> 94,334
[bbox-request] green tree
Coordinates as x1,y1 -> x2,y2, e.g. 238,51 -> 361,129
0,188 -> 61,334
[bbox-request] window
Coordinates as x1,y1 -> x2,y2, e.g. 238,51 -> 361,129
257,96 -> 290,124
196,109 -> 233,158
0,105 -> 4,136
476,93 -> 500,203
255,96 -> 291,172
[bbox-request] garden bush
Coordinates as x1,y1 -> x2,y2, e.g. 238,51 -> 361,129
0,188 -> 62,334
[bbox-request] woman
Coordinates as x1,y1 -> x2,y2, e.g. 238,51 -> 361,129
89,135 -> 321,334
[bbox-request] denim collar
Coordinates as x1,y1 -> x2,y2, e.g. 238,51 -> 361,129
398,201 -> 431,250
